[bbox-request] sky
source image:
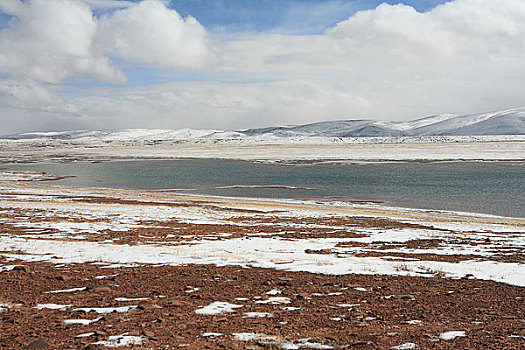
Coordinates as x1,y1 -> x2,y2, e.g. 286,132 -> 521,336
0,0 -> 524,133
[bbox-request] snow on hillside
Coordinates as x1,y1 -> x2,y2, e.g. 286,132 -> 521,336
1,107 -> 524,142
4,128 -> 220,141
237,107 -> 525,138
411,108 -> 525,136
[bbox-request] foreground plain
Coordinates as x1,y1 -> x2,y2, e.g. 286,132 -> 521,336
0,179 -> 524,349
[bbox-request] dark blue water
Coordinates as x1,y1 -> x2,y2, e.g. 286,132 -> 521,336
3,160 -> 524,218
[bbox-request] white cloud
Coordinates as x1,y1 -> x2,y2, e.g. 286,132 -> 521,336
0,0 -> 524,132
0,0 -> 124,83
96,0 -> 210,69
0,79 -> 66,110
83,0 -> 134,9
4,80 -> 371,131
218,0 -> 525,74
0,0 -> 210,84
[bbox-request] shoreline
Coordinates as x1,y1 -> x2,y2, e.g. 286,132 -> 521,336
1,138 -> 525,164
2,172 -> 525,221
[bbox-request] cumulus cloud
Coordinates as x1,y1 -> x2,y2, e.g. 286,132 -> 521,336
219,0 -> 525,74
96,0 -> 210,69
0,0 -> 124,83
0,0 -> 210,84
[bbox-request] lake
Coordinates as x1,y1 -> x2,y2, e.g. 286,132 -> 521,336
4,160 -> 524,218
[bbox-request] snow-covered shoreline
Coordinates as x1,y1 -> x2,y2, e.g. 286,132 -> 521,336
1,181 -> 524,287
1,139 -> 524,163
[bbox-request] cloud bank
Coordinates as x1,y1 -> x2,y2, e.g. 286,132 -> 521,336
0,0 -> 209,84
0,0 -> 524,132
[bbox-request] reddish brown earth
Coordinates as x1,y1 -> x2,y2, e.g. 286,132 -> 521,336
0,183 -> 524,349
1,259 -> 524,349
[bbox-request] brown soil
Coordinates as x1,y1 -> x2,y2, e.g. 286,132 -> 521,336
1,259 -> 524,350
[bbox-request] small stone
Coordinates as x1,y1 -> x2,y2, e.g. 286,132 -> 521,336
25,339 -> 49,349
83,345 -> 101,350
57,275 -> 74,281
137,301 -> 157,310
143,330 -> 155,337
86,286 -> 111,293
13,266 -> 31,273
167,300 -> 188,307
128,330 -> 140,336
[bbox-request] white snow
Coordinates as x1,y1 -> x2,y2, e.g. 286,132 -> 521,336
439,331 -> 466,340
194,301 -> 243,315
243,312 -> 274,318
406,320 -> 423,325
232,333 -> 279,342
266,289 -> 282,295
2,233 -> 525,286
74,306 -> 138,314
336,304 -> 360,308
391,343 -> 419,350
45,287 -> 86,294
63,317 -> 103,325
75,332 -> 95,338
255,297 -> 291,304
35,303 -> 72,311
91,334 -> 144,347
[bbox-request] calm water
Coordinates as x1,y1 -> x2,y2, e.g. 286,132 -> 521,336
4,160 -> 524,218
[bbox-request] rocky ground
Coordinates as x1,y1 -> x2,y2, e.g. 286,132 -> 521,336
0,180 -> 524,349
1,260 -> 525,349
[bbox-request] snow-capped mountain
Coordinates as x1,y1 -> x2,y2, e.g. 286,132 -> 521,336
407,108 -> 525,136
1,107 -> 524,141
2,128 -> 220,141
234,107 -> 525,138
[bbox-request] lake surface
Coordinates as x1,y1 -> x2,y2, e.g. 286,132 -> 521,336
4,160 -> 524,218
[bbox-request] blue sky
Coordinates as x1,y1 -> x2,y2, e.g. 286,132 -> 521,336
169,0 -> 450,34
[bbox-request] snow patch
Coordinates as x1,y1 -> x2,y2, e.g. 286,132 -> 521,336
255,297 -> 291,304
92,334 -> 144,347
195,301 -> 243,315
74,306 -> 138,314
439,331 -> 466,340
35,303 -> 72,311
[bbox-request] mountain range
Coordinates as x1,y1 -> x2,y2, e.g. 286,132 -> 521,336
2,107 -> 524,141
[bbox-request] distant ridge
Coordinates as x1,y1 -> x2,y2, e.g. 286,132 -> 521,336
232,107 -> 525,138
2,107 -> 524,141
